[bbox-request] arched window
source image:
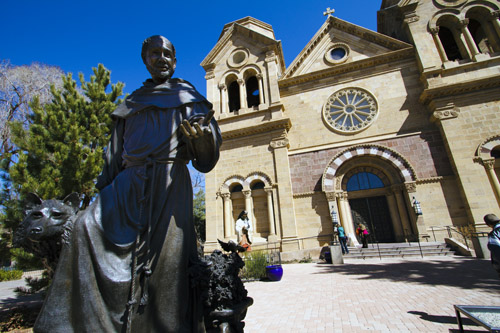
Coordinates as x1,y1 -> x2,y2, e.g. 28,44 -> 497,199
228,81 -> 240,112
250,181 -> 265,190
346,172 -> 384,192
491,147 -> 500,159
246,76 -> 260,108
438,26 -> 464,61
230,184 -> 243,193
468,18 -> 492,54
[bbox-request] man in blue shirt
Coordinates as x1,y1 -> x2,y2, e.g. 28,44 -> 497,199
484,214 -> 500,278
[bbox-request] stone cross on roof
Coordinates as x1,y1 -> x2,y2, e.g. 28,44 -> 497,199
323,7 -> 335,18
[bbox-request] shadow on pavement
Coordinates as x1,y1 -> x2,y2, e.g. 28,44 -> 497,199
314,258 -> 500,291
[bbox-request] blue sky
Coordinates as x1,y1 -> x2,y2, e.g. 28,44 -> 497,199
2,1 -> 380,95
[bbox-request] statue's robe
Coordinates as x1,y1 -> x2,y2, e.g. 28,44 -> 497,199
34,78 -> 221,333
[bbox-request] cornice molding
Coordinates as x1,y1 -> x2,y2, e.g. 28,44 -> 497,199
279,48 -> 414,89
220,117 -> 291,140
416,176 -> 445,185
420,73 -> 500,104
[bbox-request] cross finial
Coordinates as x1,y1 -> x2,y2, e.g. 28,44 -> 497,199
323,7 -> 335,18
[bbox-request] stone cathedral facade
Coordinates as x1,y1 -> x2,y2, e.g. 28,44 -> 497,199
201,0 -> 500,254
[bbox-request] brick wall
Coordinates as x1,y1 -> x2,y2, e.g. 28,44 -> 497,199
289,130 -> 453,194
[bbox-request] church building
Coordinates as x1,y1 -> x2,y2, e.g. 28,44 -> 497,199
201,0 -> 500,254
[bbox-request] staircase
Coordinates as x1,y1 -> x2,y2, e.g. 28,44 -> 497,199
344,242 -> 455,259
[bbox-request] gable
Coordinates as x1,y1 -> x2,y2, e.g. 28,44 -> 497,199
283,16 -> 412,80
201,18 -> 285,74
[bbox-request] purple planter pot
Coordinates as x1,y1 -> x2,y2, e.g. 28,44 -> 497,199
266,265 -> 283,281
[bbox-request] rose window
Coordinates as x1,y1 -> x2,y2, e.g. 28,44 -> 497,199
323,88 -> 378,133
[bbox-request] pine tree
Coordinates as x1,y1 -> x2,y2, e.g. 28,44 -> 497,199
0,64 -> 124,264
193,189 -> 206,243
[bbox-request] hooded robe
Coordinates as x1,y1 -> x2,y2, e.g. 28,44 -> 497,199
34,78 -> 221,333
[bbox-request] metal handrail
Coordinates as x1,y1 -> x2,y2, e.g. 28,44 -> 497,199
427,225 -> 470,249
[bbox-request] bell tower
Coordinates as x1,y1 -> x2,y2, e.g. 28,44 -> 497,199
201,17 -> 298,251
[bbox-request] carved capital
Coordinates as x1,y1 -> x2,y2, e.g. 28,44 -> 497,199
404,11 -> 420,24
482,158 -> 496,170
242,190 -> 252,198
430,103 -> 460,122
237,78 -> 244,86
430,26 -> 440,35
256,73 -> 263,80
264,187 -> 273,195
221,192 -> 231,200
490,10 -> 500,20
324,191 -> 336,201
460,18 -> 469,28
205,70 -> 215,80
404,182 -> 417,193
265,51 -> 276,62
270,138 -> 289,149
218,83 -> 226,90
335,191 -> 348,200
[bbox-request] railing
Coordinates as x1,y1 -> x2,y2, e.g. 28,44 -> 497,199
428,225 -> 471,249
265,233 -> 335,251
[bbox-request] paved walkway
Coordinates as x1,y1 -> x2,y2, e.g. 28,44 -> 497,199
244,256 -> 500,332
0,256 -> 499,332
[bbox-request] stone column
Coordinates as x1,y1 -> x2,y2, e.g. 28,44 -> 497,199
265,51 -> 281,105
242,190 -> 254,231
256,73 -> 265,105
221,193 -> 232,238
218,83 -> 227,114
335,192 -> 353,235
460,19 -> 481,58
393,185 -> 413,238
490,11 -> 500,50
483,159 -> 500,207
386,190 -> 404,241
270,135 -> 298,250
264,187 -> 276,235
430,27 -> 449,62
237,79 -> 247,110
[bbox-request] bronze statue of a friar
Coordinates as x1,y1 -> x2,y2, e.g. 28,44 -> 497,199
34,35 -> 222,333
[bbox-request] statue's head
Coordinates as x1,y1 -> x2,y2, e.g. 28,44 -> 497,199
142,35 -> 177,83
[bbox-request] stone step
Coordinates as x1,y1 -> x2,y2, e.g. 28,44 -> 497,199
342,242 -> 455,259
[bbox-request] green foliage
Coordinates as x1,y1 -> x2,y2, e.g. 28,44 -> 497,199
0,268 -> 23,281
8,64 -> 123,206
10,248 -> 44,271
193,189 -> 206,242
0,64 -> 124,266
15,271 -> 50,295
241,251 -> 268,280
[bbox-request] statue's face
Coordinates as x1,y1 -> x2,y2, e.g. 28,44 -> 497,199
144,37 -> 176,83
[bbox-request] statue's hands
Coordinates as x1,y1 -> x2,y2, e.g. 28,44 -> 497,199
180,110 -> 214,140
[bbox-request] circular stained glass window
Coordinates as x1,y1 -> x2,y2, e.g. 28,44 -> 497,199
323,88 -> 378,134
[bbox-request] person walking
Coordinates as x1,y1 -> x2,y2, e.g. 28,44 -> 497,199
337,225 -> 349,254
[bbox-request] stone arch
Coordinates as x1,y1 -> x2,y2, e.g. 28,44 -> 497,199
242,65 -> 264,108
340,165 -> 392,191
245,171 -> 273,188
464,3 -> 500,53
219,175 -> 248,194
322,144 -> 417,192
476,134 -> 500,160
241,64 -> 262,80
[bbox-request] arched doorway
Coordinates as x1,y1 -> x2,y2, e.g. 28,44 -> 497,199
346,171 -> 395,243
322,145 -> 418,243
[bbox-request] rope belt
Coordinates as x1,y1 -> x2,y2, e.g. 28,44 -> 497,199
124,156 -> 186,333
